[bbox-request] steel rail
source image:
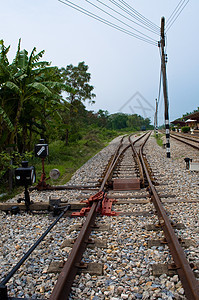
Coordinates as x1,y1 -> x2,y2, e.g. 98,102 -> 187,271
170,133 -> 199,150
128,132 -> 149,186
100,143 -> 131,188
50,133 -> 149,300
50,136 -> 126,300
171,132 -> 199,141
139,134 -> 199,300
101,132 -> 149,188
99,136 -> 126,189
49,201 -> 98,299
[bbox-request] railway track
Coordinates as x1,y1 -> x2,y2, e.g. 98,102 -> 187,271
170,132 -> 199,150
50,132 -> 199,299
0,132 -> 199,299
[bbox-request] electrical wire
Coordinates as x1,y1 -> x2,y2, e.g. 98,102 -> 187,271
58,0 -> 158,46
157,36 -> 165,127
95,0 -> 159,36
85,0 -> 158,42
166,0 -> 186,25
166,0 -> 189,32
117,0 -> 160,32
108,0 -> 160,35
157,46 -> 163,119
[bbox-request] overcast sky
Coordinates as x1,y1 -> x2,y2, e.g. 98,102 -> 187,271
1,0 -> 198,125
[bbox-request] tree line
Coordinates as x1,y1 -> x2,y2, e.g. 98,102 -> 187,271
0,39 -> 152,184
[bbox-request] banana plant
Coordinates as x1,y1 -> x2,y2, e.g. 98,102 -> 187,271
0,39 -> 72,151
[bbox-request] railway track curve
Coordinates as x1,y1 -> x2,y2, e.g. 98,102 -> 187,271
50,132 -> 199,300
0,132 -> 199,299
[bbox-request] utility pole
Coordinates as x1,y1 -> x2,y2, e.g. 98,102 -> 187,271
159,17 -> 170,158
155,98 -> 158,136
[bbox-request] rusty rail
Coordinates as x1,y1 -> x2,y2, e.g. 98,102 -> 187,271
49,201 -> 98,299
170,133 -> 199,150
50,133 -> 149,299
171,132 -> 199,142
50,136 -> 126,300
139,134 -> 199,300
129,132 -> 149,187
101,132 -> 149,188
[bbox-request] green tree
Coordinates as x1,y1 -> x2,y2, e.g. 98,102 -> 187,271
60,62 -> 96,144
127,114 -> 152,130
107,113 -> 128,130
97,109 -> 109,127
0,39 -> 71,152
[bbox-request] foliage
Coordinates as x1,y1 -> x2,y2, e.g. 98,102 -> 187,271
107,113 -> 128,130
0,40 -> 154,194
153,133 -> 164,147
60,62 -> 96,104
27,127 -> 118,188
127,114 -> 151,130
182,107 -> 199,117
0,150 -> 33,180
181,126 -> 190,133
0,39 -> 71,152
59,62 -> 96,144
106,112 -> 152,131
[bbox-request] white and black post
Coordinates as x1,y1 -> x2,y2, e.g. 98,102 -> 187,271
160,17 -> 170,158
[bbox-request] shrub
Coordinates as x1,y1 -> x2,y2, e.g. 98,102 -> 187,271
0,151 -> 33,181
181,126 -> 190,133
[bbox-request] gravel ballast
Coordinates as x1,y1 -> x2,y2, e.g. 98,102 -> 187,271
0,134 -> 198,299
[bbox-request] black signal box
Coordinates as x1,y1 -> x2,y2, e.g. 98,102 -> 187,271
35,139 -> 48,158
15,161 -> 36,186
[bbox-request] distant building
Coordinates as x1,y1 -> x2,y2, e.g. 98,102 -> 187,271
184,111 -> 199,129
171,119 -> 186,128
171,110 -> 199,131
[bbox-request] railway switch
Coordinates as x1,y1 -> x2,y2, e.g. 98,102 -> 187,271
71,191 -> 119,217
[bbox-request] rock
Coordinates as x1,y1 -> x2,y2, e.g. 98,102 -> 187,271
121,293 -> 129,299
40,286 -> 45,293
117,286 -> 124,295
15,244 -> 20,250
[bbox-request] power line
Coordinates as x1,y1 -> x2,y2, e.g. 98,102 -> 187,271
167,0 -> 185,25
108,0 -> 160,35
157,46 -> 163,110
85,0 -> 158,42
117,0 -> 160,32
95,0 -> 159,36
58,0 -> 158,46
166,0 -> 189,32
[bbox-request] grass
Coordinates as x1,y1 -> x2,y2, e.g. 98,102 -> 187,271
0,127 -> 119,201
0,127 -> 143,201
153,133 -> 164,147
